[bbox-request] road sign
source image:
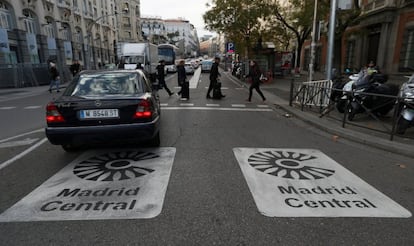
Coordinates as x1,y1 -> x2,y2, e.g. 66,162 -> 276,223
227,42 -> 235,53
233,148 -> 411,218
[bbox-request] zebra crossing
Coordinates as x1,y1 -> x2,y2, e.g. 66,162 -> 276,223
1,103 -> 270,112
0,106 -> 42,110
160,103 -> 272,112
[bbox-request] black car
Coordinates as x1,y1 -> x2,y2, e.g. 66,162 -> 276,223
45,69 -> 161,151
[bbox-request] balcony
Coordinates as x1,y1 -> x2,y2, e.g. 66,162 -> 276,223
73,6 -> 81,15
363,0 -> 397,14
57,0 -> 71,10
83,11 -> 93,20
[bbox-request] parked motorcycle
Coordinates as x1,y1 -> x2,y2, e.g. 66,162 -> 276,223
396,75 -> 414,134
346,72 -> 399,121
333,72 -> 361,113
232,62 -> 242,79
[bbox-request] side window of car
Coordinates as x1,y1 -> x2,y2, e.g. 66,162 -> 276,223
141,75 -> 152,92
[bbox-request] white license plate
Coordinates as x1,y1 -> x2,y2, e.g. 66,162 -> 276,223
79,109 -> 119,119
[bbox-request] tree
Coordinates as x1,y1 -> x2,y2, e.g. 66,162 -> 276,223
203,0 -> 272,58
264,0 -> 330,69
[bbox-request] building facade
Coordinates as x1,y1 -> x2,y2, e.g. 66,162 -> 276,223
164,18 -> 199,58
301,0 -> 414,76
0,0 -> 141,88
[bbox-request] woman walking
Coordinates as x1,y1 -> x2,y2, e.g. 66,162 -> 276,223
246,60 -> 266,102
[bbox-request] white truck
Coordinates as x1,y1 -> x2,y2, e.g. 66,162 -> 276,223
117,42 -> 158,80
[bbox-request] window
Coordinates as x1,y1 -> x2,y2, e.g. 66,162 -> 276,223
345,40 -> 356,70
399,27 -> 414,72
74,28 -> 82,42
61,26 -> 70,41
24,19 -> 36,34
0,1 -> 12,30
22,10 -> 37,34
45,24 -> 54,38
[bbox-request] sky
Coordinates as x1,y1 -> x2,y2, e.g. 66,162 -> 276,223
140,0 -> 216,38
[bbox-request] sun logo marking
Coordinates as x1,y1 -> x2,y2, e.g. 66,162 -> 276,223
73,151 -> 158,181
248,151 -> 335,180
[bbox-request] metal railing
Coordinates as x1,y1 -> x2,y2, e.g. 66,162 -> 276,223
289,80 -> 414,141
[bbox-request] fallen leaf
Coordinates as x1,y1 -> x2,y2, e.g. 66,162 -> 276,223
397,164 -> 407,169
332,135 -> 339,142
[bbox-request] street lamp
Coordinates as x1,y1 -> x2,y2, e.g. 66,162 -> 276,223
309,0 -> 318,82
84,8 -> 128,70
326,0 -> 338,80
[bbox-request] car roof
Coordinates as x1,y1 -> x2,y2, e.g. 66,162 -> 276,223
78,69 -> 145,77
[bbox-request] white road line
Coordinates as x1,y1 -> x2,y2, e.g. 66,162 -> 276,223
0,138 -> 48,171
189,68 -> 201,88
235,87 -> 245,90
180,103 -> 194,107
162,107 -> 272,112
0,128 -> 44,143
0,106 -> 15,109
24,106 -> 42,109
231,104 -> 246,108
0,138 -> 39,148
206,104 -> 220,107
257,105 -> 270,108
160,103 -> 169,107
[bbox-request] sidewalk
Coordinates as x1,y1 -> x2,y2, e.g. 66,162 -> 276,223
237,72 -> 414,158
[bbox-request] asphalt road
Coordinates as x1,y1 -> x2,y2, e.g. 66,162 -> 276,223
0,69 -> 413,245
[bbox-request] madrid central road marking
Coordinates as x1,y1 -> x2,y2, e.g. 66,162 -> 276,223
0,148 -> 176,222
233,148 -> 412,218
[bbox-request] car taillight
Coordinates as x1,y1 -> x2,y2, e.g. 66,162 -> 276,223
134,99 -> 152,118
46,102 -> 65,123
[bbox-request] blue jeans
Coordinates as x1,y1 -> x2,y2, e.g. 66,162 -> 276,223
49,79 -> 60,91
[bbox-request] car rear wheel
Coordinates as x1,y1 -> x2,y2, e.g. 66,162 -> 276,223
61,144 -> 80,152
148,132 -> 160,147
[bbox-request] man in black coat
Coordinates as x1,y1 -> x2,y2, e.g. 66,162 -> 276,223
156,60 -> 173,96
206,57 -> 221,98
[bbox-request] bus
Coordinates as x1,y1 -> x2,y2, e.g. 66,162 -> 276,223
158,44 -> 178,73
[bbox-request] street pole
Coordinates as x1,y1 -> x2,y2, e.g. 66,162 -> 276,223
84,10 -> 127,70
309,0 -> 318,82
326,0 -> 337,80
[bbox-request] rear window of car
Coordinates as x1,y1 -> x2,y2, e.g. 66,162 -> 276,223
66,73 -> 143,97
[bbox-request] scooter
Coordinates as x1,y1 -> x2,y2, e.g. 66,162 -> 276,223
347,72 -> 399,121
396,75 -> 414,134
333,72 -> 362,113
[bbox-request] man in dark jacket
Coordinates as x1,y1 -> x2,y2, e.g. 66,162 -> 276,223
48,62 -> 60,93
206,57 -> 221,98
176,59 -> 188,98
156,60 -> 173,96
70,60 -> 81,76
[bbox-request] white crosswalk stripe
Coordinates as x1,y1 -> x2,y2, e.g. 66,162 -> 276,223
24,106 -> 42,109
0,107 -> 16,110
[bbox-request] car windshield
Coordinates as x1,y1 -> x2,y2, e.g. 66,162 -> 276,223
67,73 -> 142,97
